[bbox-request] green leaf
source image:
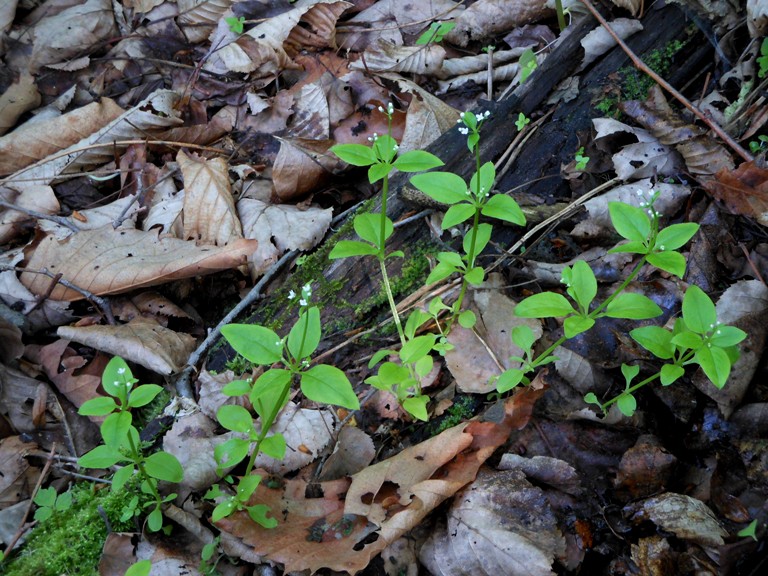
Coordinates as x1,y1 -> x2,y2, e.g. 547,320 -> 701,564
709,326 -> 747,348
236,474 -> 262,503
467,132 -> 479,153
481,194 -> 526,225
564,315 -> 595,338
373,134 -> 398,164
682,285 -> 717,334
368,161 -> 393,183
469,161 -> 495,197
442,203 -> 475,229
301,364 -> 360,410
655,222 -> 699,250
214,437 -> 250,470
125,560 -> 152,576
102,356 -> 133,397
78,396 -> 117,416
410,172 -> 468,205
515,292 -> 574,318
738,519 -> 758,541
250,369 -> 291,418
221,324 -> 282,365
331,143 -> 376,166
436,251 -> 464,269
288,306 -> 321,360
222,379 -> 251,397
609,202 -> 650,242
368,349 -> 396,369
217,405 -> 253,434
584,392 -> 602,409
354,213 -> 392,246
518,49 -> 537,83
694,345 -> 731,388
79,445 -> 123,469
415,21 -> 456,44
630,326 -> 675,359
400,334 -> 437,363
144,452 -> 184,483
621,363 -> 640,385
608,240 -> 648,255
458,310 -> 476,328
261,434 -> 286,460
247,504 -> 278,528
373,362 -> 411,386
393,150 -> 444,172
464,266 -> 485,285
211,497 -> 238,522
34,507 -> 52,522
604,293 -> 662,319
34,487 -> 57,508
127,384 -> 162,408
660,364 -> 685,386
414,355 -> 434,377
646,251 -> 687,278
671,331 -> 703,350
101,411 -> 132,449
329,240 -> 378,259
403,395 -> 429,421
405,309 -> 432,339
511,325 -> 536,351
496,368 -> 525,393
617,393 -> 637,417
112,464 -> 135,492
466,222 -> 492,255
566,260 -> 597,312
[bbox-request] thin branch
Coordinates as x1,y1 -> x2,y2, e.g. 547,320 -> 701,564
579,0 -> 753,162
0,199 -> 80,233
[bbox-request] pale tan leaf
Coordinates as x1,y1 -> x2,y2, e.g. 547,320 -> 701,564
44,56 -> 90,71
0,436 -> 38,508
38,195 -> 141,240
8,90 -> 182,188
177,0 -> 234,43
420,469 -> 566,576
20,226 -> 258,301
0,184 -> 59,243
284,1 -> 351,54
39,339 -> 109,412
0,0 -> 17,35
144,173 -> 184,236
0,74 -> 40,137
127,0 -> 166,12
626,493 -> 727,546
445,0 -> 552,47
437,48 -> 526,79
163,412 -> 223,492
748,0 -> 768,36
609,0 -> 643,17
350,41 -> 445,75
177,150 -> 243,246
317,427 -> 375,481
30,0 -> 117,71
437,62 -> 520,94
271,137 -> 335,202
290,81 -> 330,139
0,315 -> 23,363
238,198 -> 332,276
57,318 -> 196,374
579,18 -> 643,70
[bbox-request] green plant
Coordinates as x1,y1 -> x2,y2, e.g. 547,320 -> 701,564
225,16 -> 245,34
738,519 -> 759,541
758,38 -> 768,79
329,103 -> 444,419
518,49 -> 537,84
33,487 -> 72,522
515,112 -> 530,131
208,283 -> 359,524
199,536 -> 224,575
77,357 -> 183,533
415,21 -> 456,45
574,146 -> 590,170
126,560 -> 151,576
491,188 -> 746,416
224,353 -> 254,374
749,135 -> 768,154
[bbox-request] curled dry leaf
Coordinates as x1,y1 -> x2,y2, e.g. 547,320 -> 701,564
0,98 -> 124,175
498,453 -> 582,495
350,41 -> 446,75
177,0 -> 234,43
238,198 -> 332,277
0,436 -> 39,509
162,412 -> 222,492
20,226 -> 257,301
445,0 -> 552,47
57,318 -> 196,375
748,0 -> 768,37
620,86 -> 735,178
625,493 -> 728,546
420,468 -> 566,576
177,150 -> 244,247
579,18 -> 643,70
39,339 -> 109,412
271,137 -> 337,202
0,315 -> 23,362
216,388 -> 543,574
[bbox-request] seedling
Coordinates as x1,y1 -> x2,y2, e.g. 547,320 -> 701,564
77,357 -> 183,533
33,487 -> 72,522
225,16 -> 245,34
518,49 -> 537,84
415,21 -> 456,45
574,146 -> 590,170
515,112 -> 530,131
749,135 -> 768,154
209,284 -> 359,524
758,38 -> 768,79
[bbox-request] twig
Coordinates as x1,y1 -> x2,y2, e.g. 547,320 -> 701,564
0,199 -> 80,233
2,445 -> 57,561
579,0 -> 752,162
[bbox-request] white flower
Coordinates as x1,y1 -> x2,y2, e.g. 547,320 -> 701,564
387,102 -> 394,114
393,144 -> 399,151
117,367 -> 126,375
458,127 -> 469,135
302,283 -> 312,295
636,189 -> 644,197
378,105 -> 385,113
299,299 -> 307,307
659,245 -> 665,251
460,112 -> 465,118
288,290 -> 296,300
114,381 -> 120,387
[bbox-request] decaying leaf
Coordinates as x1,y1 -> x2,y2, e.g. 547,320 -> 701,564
271,137 -> 336,202
177,0 -> 234,43
57,318 -> 196,375
317,426 -> 376,481
0,73 -> 40,137
20,226 -> 257,300
39,339 -> 109,412
420,468 -> 566,576
162,412 -> 222,493
579,19 -> 643,70
350,41 -> 446,75
703,160 -> 768,227
0,436 -> 38,509
216,388 -> 543,574
0,184 -> 59,244
445,0 -> 552,47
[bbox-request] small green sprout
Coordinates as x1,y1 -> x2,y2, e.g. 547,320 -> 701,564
225,16 -> 245,34
515,112 -> 530,131
415,21 -> 455,45
574,146 -> 590,170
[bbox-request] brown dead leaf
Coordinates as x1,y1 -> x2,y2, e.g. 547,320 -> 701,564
0,184 -> 59,244
631,536 -> 676,576
0,436 -> 38,509
620,86 -> 735,178
39,339 -> 110,411
420,468 -> 567,576
177,0 -> 233,43
217,388 -> 543,574
271,137 -> 335,202
57,318 -> 196,375
0,315 -> 23,363
445,0 -> 552,47
0,73 -> 40,136
0,98 -> 124,175
177,150 -> 243,246
350,41 -> 446,75
162,412 -> 222,493
703,160 -> 768,227
318,427 -> 376,481
614,435 -> 678,500
20,226 -> 257,301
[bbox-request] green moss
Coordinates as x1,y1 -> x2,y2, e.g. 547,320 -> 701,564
2,482 -> 147,576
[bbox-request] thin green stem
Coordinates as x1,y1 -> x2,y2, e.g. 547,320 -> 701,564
380,258 -> 407,347
600,371 -> 660,411
555,0 -> 567,31
244,378 -> 292,478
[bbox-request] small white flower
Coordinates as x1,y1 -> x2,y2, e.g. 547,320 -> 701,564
302,283 -> 312,295
460,112 -> 465,118
659,245 -> 665,251
636,189 -> 644,197
126,381 -> 133,389
114,381 -> 120,387
710,323 -> 715,329
457,118 -> 463,124
707,343 -> 712,348
639,202 -> 646,207
458,127 -> 469,135
393,144 -> 399,151
117,367 -> 126,375
288,290 -> 296,300
647,209 -> 654,216
299,299 -> 307,306
387,102 -> 394,114
367,136 -> 374,142
716,330 -> 722,335
378,105 -> 385,113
